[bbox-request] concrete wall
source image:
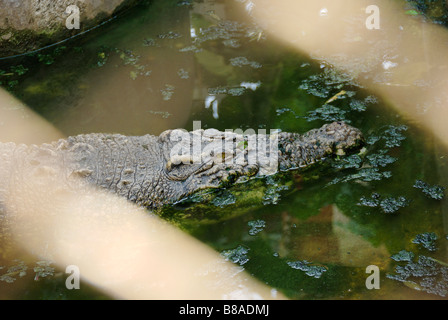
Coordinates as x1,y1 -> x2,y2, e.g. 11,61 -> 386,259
0,0 -> 140,56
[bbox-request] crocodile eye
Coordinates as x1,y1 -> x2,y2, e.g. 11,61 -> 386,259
165,159 -> 177,171
165,154 -> 193,172
165,160 -> 189,181
165,156 -> 213,182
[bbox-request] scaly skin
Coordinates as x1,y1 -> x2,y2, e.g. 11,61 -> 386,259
0,121 -> 364,209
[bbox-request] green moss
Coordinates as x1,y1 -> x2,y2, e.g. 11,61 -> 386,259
0,26 -> 67,57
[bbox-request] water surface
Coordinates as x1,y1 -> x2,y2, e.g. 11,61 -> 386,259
1,0 -> 447,300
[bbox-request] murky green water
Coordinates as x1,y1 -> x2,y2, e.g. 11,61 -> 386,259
1,0 -> 448,300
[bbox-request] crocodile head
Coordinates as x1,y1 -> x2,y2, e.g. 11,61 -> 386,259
154,121 -> 364,207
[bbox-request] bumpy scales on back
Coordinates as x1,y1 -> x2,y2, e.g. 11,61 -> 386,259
0,121 -> 364,209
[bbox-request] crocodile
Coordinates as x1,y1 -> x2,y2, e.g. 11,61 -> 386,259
0,121 -> 364,211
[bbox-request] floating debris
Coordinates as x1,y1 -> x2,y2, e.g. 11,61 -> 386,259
117,49 -> 139,65
382,60 -> 398,70
247,219 -> 266,236
387,254 -> 448,297
208,87 -> 227,95
34,261 -> 55,280
208,86 -> 246,96
240,81 -> 261,91
206,10 -> 222,21
349,99 -> 367,112
148,110 -> 172,119
379,196 -> 411,214
358,192 -> 410,214
276,107 -> 300,118
329,167 -> 392,185
227,87 -> 245,96
391,250 -> 415,262
382,125 -> 408,148
412,232 -> 438,251
211,191 -> 236,207
366,152 -> 397,168
221,245 -> 250,266
331,154 -> 363,169
114,48 -> 151,79
161,84 -> 175,101
413,180 -> 445,200
304,104 -> 349,122
10,65 -> 28,76
97,51 -> 108,67
0,260 -> 27,283
142,38 -> 157,47
179,45 -> 202,53
222,39 -> 241,48
177,68 -> 189,79
349,95 -> 378,112
319,7 -> 329,17
325,90 -> 347,104
130,70 -> 138,80
229,56 -> 262,69
366,125 -> 408,149
287,260 -> 327,278
405,9 -> 420,16
299,68 -> 358,98
177,0 -> 192,7
157,31 -> 182,39
37,54 -> 55,65
262,177 -> 290,205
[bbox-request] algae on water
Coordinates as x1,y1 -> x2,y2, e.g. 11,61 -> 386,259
412,232 -> 438,251
287,260 -> 328,279
413,180 -> 445,200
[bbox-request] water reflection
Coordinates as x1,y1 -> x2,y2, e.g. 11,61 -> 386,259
288,205 -> 390,268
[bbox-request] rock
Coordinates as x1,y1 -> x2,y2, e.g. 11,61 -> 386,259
0,0 -> 141,57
